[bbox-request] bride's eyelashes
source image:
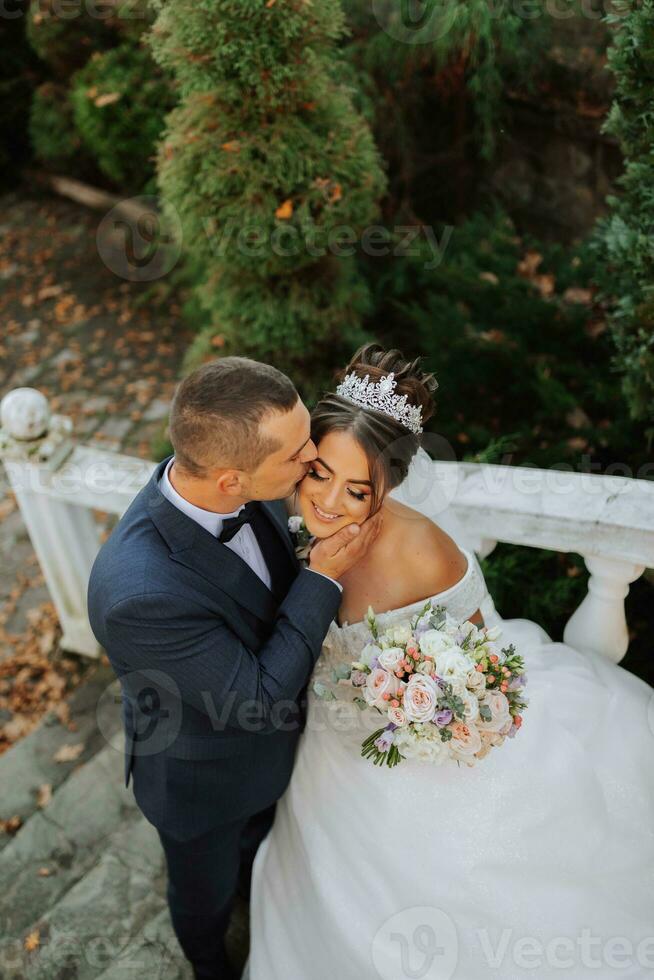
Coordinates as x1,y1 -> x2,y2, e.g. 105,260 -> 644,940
307,468 -> 368,503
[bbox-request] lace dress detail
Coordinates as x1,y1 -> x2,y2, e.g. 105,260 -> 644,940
316,546 -> 490,678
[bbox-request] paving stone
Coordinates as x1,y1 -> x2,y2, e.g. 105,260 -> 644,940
93,417 -> 134,441
83,395 -> 112,414
51,349 -> 80,369
142,398 -> 171,422
0,816 -> 166,980
0,739 -> 142,939
0,663 -> 122,844
94,907 -> 193,980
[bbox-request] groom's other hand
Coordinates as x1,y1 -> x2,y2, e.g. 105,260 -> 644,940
308,513 -> 382,581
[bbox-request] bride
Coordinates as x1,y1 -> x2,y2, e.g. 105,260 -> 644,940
247,344 -> 654,980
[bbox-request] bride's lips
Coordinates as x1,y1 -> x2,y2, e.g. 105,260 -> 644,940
311,500 -> 343,524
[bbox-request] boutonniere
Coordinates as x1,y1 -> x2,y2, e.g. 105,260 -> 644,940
287,515 -> 314,563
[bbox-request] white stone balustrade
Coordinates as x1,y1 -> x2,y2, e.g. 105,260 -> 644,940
0,387 -> 652,662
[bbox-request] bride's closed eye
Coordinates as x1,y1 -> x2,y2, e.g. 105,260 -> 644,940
307,467 -> 368,502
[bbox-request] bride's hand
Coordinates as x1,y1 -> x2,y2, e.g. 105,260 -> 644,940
308,513 -> 382,582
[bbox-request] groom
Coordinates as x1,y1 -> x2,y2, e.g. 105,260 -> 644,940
87,357 -> 380,980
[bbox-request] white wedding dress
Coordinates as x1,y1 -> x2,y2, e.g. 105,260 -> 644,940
247,544 -> 654,980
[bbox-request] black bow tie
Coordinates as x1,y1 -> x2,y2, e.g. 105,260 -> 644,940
219,502 -> 257,543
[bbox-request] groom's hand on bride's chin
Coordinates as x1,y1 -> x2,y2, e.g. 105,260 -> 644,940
308,513 -> 382,582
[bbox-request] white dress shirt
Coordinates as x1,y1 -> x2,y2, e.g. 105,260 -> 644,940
159,457 -> 341,592
160,457 -> 272,589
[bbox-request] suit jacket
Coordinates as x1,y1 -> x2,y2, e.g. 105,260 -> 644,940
87,455 -> 341,841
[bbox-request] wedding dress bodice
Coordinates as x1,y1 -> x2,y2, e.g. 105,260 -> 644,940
318,545 -> 490,673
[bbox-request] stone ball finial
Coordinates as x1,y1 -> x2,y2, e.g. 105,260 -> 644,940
0,388 -> 51,441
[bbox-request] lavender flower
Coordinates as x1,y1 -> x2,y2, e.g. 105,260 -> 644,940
351,670 -> 367,687
374,729 -> 395,753
435,708 -> 453,727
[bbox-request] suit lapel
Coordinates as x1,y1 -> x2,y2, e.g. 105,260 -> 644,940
144,458 -> 278,626
260,499 -> 299,566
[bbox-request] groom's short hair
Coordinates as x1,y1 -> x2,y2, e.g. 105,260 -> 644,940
169,357 -> 298,477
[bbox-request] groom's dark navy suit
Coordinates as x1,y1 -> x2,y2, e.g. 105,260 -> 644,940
87,456 -> 341,979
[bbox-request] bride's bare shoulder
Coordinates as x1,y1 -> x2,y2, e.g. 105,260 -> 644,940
381,500 -> 468,594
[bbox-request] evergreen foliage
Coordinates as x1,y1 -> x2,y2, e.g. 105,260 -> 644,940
341,0 -> 549,166
26,0 -> 117,78
148,0 -> 387,389
29,82 -> 82,169
70,43 -> 175,192
591,0 -> 654,425
370,205 -> 652,474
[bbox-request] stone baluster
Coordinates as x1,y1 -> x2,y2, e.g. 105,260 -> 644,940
0,388 -> 102,658
563,555 -> 646,664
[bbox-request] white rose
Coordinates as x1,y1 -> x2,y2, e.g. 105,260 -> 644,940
446,677 -> 480,723
484,625 -> 503,642
387,706 -> 407,727
403,674 -> 439,724
449,721 -> 483,759
388,623 -> 413,646
417,660 -> 434,675
363,668 -> 404,711
466,668 -> 486,692
460,688 -> 480,723
477,691 -> 512,733
287,515 -> 304,534
419,629 -> 455,657
396,727 -> 449,763
360,643 -> 382,668
434,647 -> 475,679
378,646 -> 404,672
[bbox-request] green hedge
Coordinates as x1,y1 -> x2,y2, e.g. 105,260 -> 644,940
70,43 -> 175,193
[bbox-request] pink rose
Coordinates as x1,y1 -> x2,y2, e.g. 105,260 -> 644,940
403,674 -> 439,724
449,721 -> 482,759
477,691 -> 512,734
363,668 -> 404,711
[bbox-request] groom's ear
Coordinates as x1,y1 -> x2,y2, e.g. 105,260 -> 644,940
215,469 -> 246,496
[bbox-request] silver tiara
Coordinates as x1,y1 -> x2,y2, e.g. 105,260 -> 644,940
335,372 -> 424,434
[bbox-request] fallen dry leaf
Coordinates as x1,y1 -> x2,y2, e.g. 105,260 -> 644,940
95,92 -> 122,108
37,285 -> 63,301
24,930 -> 40,952
0,815 -> 22,835
36,784 -> 52,809
275,199 -> 294,220
329,183 -> 342,204
533,274 -> 556,299
517,250 -> 543,278
563,286 -> 593,305
53,743 -> 84,763
37,867 -> 52,877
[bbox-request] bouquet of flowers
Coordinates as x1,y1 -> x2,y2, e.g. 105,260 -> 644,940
319,601 -> 528,768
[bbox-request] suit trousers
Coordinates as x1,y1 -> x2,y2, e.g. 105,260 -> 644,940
157,804 -> 275,980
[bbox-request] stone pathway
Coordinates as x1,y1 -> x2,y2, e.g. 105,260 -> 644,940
0,188 -> 193,744
0,190 -> 240,978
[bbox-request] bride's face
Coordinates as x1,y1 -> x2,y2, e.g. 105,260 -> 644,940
297,429 -> 375,538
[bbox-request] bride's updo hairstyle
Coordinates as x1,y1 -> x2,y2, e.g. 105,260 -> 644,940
311,344 -> 438,515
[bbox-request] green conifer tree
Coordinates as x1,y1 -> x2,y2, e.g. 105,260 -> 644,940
148,0 -> 387,391
592,0 -> 654,423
